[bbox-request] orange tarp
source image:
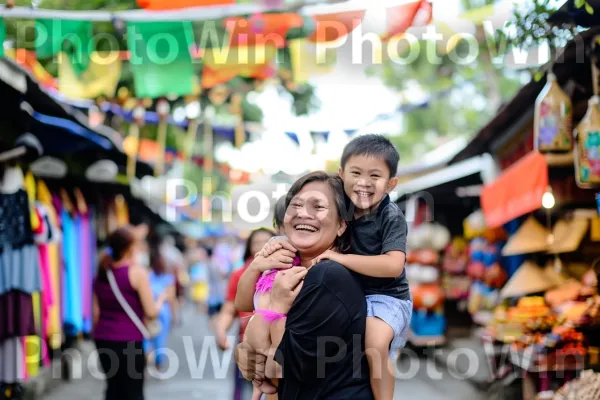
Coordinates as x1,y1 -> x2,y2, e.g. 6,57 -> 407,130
382,0 -> 432,40
225,14 -> 304,47
308,10 -> 366,43
481,151 -> 549,228
137,0 -> 234,10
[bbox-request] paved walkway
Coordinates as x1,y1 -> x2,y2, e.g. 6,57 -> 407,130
41,305 -> 488,400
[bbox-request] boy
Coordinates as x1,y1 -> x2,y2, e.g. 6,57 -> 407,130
260,134 -> 411,400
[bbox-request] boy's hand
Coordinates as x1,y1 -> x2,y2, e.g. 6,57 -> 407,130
251,249 -> 296,272
312,249 -> 339,266
256,237 -> 296,258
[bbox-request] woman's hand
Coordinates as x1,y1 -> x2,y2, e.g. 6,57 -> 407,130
269,267 -> 308,314
256,237 -> 297,258
251,249 -> 296,273
235,341 -> 265,382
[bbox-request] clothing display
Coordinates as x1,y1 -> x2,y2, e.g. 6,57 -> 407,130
0,165 -> 125,387
0,167 -> 38,385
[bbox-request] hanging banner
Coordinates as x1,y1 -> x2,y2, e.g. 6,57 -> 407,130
131,59 -> 195,98
127,21 -> 195,63
481,151 -> 548,228
225,13 -> 304,47
288,38 -> 336,83
35,19 -> 92,75
58,52 -> 122,99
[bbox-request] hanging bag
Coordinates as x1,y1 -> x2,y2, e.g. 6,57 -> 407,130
106,269 -> 162,339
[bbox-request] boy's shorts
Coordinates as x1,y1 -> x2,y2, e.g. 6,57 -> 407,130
366,294 -> 413,354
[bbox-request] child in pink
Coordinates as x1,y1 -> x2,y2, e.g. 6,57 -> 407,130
244,256 -> 300,400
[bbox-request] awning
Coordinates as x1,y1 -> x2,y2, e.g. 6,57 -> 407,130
390,153 -> 497,201
481,151 -> 548,228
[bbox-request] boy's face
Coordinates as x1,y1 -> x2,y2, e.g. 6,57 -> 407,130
339,155 -> 398,214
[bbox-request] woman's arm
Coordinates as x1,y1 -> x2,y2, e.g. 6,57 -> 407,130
167,284 -> 177,326
93,293 -> 100,329
130,266 -> 164,319
215,301 -> 237,350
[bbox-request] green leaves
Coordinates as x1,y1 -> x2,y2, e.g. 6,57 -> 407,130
585,2 -> 595,14
575,0 -> 594,14
534,71 -> 544,82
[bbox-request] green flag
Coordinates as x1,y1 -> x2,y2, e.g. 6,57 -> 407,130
131,60 -> 195,98
127,21 -> 195,64
0,19 -> 5,58
35,19 -> 92,75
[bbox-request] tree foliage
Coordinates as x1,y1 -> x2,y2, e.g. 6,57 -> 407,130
368,0 -> 528,165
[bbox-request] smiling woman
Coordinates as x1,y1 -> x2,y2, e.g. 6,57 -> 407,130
236,171 -> 374,400
283,172 -> 351,261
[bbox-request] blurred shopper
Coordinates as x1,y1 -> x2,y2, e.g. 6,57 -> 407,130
189,245 -> 210,313
93,226 -> 171,400
214,228 -> 275,400
144,246 -> 177,374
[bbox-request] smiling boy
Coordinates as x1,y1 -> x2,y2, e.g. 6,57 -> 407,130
314,134 -> 412,400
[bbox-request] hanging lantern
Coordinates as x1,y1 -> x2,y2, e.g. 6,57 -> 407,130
574,96 -> 600,188
534,72 -> 573,153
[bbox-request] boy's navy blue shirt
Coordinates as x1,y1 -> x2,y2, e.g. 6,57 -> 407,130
347,194 -> 410,301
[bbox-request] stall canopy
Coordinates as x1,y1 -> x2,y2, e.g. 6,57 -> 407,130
0,57 -> 153,178
481,151 -> 549,228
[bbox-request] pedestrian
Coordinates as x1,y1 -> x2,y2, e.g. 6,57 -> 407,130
144,246 -> 177,375
93,226 -> 171,400
214,227 -> 275,400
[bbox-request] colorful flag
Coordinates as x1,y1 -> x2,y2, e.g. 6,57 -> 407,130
58,52 -> 122,99
35,19 -> 92,75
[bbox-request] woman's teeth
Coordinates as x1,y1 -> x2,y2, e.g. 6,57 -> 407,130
295,224 -> 318,232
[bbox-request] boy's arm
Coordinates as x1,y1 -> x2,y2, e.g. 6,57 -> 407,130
324,251 -> 405,278
319,207 -> 408,278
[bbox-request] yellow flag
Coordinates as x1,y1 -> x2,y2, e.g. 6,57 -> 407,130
58,52 -> 122,99
289,39 -> 337,84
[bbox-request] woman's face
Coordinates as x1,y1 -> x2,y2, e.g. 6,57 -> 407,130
284,181 -> 346,260
250,231 -> 273,256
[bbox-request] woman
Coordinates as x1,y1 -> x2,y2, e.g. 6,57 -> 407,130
215,227 -> 275,400
144,246 -> 177,373
93,226 -> 170,400
235,172 -> 374,399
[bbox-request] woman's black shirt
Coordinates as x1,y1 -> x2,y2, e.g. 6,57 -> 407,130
275,260 -> 374,400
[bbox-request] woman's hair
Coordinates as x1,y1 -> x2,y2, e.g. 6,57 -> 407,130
285,171 -> 352,253
243,228 -> 275,262
273,196 -> 287,231
99,225 -> 136,272
150,246 -> 168,275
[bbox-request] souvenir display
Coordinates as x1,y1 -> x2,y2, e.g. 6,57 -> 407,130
407,223 -> 449,340
534,72 -> 573,153
574,96 -> 600,188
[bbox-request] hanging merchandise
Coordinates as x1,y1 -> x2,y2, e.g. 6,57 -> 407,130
575,100 -> 600,188
0,165 -> 42,388
406,222 -> 449,340
534,72 -> 573,153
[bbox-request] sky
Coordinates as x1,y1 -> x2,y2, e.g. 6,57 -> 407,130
256,0 -> 526,135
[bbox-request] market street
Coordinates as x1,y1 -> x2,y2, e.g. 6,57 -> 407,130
40,304 -> 488,400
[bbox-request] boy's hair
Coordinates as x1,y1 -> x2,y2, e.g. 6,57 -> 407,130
341,134 -> 399,177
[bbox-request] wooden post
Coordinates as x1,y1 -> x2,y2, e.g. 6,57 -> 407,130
204,105 -> 214,173
127,104 -> 145,181
155,99 -> 170,176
